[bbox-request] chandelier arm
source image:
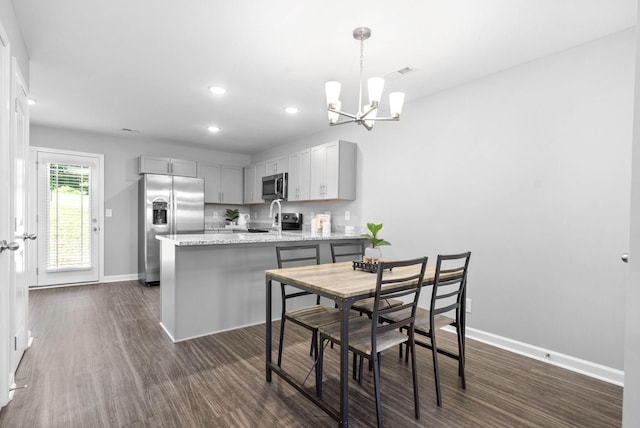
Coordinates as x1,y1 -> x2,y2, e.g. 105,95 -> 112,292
361,120 -> 373,131
328,107 -> 358,120
360,105 -> 378,120
329,119 -> 357,127
367,116 -> 401,122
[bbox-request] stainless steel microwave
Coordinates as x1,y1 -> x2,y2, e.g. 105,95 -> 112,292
262,172 -> 288,201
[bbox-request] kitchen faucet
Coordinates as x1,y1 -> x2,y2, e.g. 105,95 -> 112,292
269,198 -> 283,236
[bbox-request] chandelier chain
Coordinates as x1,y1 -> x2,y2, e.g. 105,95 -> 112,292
358,36 -> 364,118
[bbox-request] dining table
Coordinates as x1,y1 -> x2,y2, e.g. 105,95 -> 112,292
265,260 -> 461,427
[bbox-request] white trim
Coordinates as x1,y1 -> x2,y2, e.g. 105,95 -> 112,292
161,320 -> 266,343
159,322 -> 176,342
29,281 -> 99,290
450,326 -> 624,386
103,274 -> 139,283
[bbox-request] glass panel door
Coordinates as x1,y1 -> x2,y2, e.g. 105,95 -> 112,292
36,151 -> 100,286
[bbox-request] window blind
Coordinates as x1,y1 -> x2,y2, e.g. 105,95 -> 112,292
46,162 -> 92,271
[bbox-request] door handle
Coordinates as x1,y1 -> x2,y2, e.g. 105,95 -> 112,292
622,253 -> 629,263
22,233 -> 37,240
0,240 -> 20,253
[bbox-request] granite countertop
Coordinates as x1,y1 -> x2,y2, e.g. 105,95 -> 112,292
156,231 -> 365,246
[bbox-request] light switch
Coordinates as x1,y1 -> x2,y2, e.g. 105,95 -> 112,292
345,211 -> 350,221
213,212 -> 218,218
105,208 -> 112,217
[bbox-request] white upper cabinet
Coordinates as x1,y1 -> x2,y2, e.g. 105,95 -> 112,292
139,156 -> 197,177
221,166 -> 243,204
265,155 -> 288,175
309,140 -> 356,201
288,149 -> 310,201
198,163 -> 243,204
243,165 -> 256,204
243,162 -> 267,204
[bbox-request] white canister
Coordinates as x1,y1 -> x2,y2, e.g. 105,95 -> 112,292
322,221 -> 331,237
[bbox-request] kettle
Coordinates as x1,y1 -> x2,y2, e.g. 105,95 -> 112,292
237,213 -> 250,226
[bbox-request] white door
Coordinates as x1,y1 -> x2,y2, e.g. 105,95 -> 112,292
36,151 -> 101,286
221,165 -> 243,204
309,144 -> 326,200
9,58 -> 30,376
622,8 -> 640,425
0,21 -> 13,408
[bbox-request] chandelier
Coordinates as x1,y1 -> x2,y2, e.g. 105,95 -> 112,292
325,27 -> 405,131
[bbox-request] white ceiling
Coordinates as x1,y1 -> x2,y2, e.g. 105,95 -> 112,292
12,0 -> 637,154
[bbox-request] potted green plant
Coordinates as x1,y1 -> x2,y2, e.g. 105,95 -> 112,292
225,208 -> 239,225
360,222 -> 391,262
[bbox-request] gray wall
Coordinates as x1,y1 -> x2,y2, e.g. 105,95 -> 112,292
30,126 -> 250,277
253,29 -> 634,370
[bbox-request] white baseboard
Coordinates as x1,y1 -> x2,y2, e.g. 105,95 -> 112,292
102,274 -> 139,283
448,326 -> 624,386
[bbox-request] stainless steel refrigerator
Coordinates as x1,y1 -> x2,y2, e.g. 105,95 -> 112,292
138,174 -> 204,285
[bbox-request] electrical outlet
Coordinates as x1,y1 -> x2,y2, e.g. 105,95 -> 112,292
466,298 -> 472,313
345,211 -> 350,221
213,212 -> 218,218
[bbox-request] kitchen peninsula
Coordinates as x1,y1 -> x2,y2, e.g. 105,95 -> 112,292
157,232 -> 365,342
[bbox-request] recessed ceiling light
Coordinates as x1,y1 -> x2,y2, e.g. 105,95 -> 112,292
27,98 -> 38,105
208,86 -> 226,95
284,106 -> 299,114
207,126 -> 220,133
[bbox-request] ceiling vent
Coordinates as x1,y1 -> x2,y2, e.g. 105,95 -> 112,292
385,66 -> 415,81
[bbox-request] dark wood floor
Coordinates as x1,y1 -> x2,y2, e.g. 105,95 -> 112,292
0,281 -> 622,427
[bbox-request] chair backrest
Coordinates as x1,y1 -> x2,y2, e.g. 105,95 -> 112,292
276,244 -> 320,268
330,241 -> 365,263
276,245 -> 321,302
370,257 -> 429,350
430,252 -> 471,320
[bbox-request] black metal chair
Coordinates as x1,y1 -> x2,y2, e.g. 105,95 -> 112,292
317,257 -> 428,428
330,242 -> 403,316
386,252 -> 471,407
275,244 -> 357,367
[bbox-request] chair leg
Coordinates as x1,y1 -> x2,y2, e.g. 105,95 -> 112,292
277,318 -> 286,367
372,352 -> 383,428
310,330 -> 318,360
457,324 -> 466,389
409,336 -> 420,419
352,353 -> 358,381
316,336 -> 325,399
310,330 -> 316,357
431,332 -> 442,407
358,355 -> 364,385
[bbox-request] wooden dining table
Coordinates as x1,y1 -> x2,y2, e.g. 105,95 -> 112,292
265,261 -> 455,428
